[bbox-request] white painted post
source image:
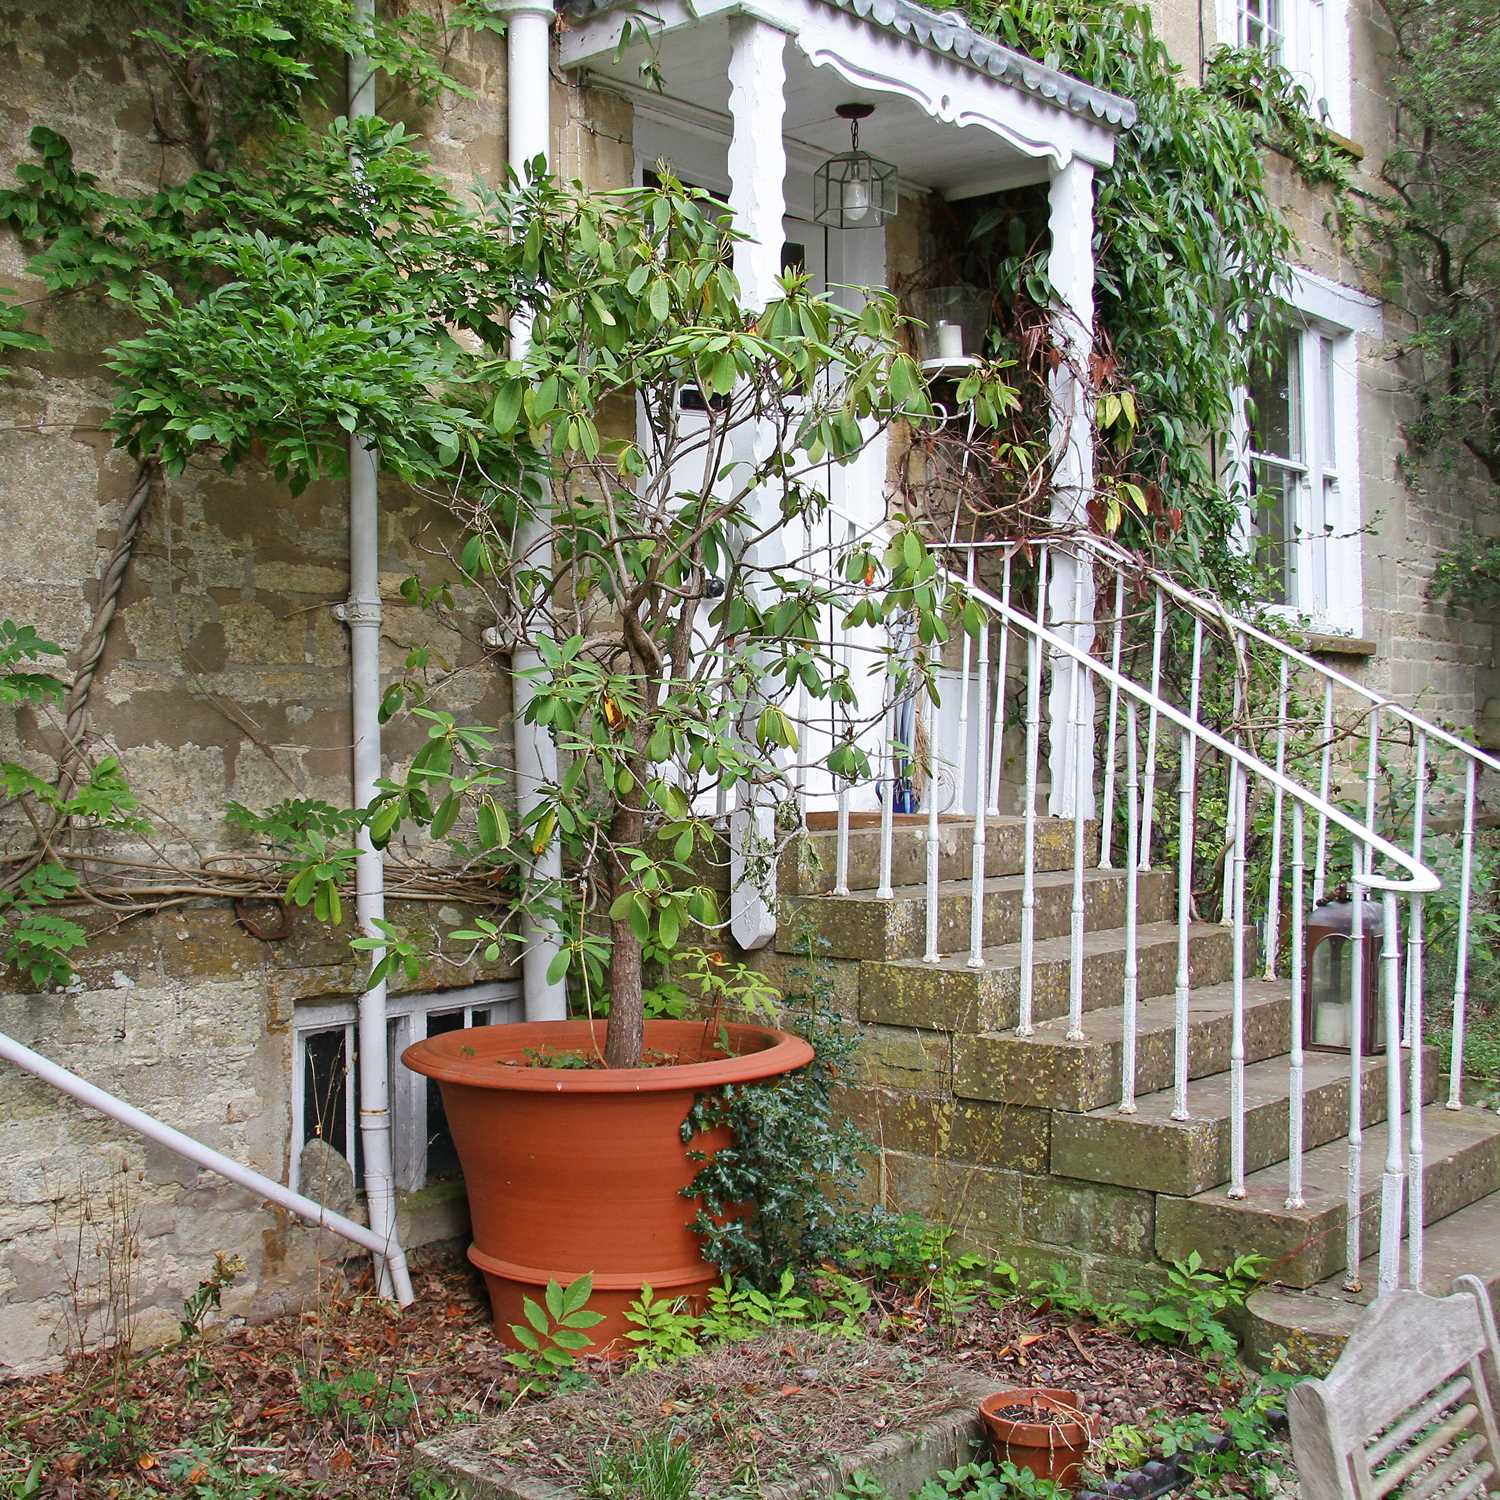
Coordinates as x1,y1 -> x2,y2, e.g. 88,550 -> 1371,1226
1044,158 -> 1097,821
500,0 -> 569,1020
725,14 -> 789,950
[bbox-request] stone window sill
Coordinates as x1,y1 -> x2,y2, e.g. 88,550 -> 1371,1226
1301,631 -> 1377,657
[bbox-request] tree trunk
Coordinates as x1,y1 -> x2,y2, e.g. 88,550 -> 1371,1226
603,767 -> 646,1070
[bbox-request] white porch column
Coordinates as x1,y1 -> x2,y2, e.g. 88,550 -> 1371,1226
726,14 -> 788,949
727,15 -> 788,315
1044,156 -> 1098,821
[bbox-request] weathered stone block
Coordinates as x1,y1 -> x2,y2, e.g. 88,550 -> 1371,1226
882,1151 -> 1021,1244
858,1025 -> 952,1091
1020,1175 -> 1155,1259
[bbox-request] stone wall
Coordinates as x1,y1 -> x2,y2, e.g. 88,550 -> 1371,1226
0,0 -> 635,1376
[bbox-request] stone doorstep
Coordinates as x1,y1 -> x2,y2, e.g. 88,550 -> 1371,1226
784,816 -> 1081,895
415,1367 -> 998,1500
858,920 -> 1236,1035
953,980 -> 1291,1114
1050,1046 -> 1442,1197
1154,1101 -> 1500,1289
1240,1189 -> 1500,1371
777,866 -> 1174,962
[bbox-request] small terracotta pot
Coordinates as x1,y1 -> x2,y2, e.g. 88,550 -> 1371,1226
402,1018 -> 813,1352
979,1387 -> 1095,1487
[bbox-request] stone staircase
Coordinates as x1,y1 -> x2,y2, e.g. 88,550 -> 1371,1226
774,815 -> 1500,1364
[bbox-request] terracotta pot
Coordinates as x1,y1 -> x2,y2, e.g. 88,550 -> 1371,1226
979,1387 -> 1095,1486
401,1018 -> 813,1351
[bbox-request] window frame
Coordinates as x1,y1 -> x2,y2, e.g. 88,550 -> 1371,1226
290,980 -> 521,1195
1221,0 -> 1351,136
1227,268 -> 1380,637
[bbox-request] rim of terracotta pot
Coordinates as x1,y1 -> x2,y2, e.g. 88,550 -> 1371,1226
402,1017 -> 814,1094
979,1388 -> 1091,1446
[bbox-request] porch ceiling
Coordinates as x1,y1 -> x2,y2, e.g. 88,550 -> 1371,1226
558,0 -> 1137,198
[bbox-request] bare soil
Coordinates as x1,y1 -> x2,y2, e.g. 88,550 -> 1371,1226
0,1246 -> 1250,1499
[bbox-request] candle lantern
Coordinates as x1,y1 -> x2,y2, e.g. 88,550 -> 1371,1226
1304,896 -> 1391,1054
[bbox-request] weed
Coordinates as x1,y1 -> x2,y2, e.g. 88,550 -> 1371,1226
584,1430 -> 699,1499
68,1400 -> 149,1470
832,1470 -> 889,1499
917,1459 -> 1068,1498
1030,1252 -> 1264,1358
297,1367 -> 416,1434
623,1286 -> 703,1368
504,1273 -> 605,1393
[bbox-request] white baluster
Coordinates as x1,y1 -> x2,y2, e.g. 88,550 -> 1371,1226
1137,591 -> 1165,870
1409,879 -> 1426,1289
1447,759 -> 1477,1110
1263,659 -> 1288,979
924,633 -> 941,964
1065,553 -> 1089,1038
1171,619 -> 1204,1123
1098,568 -> 1126,869
1363,705 -> 1381,835
877,679 -> 895,901
1228,770 -> 1248,1199
1377,889 -> 1405,1297
1119,702 -> 1140,1112
955,549 -> 975,815
968,616 -> 991,969
1220,664 -> 1245,927
1286,803 -> 1307,1208
1313,680 -> 1334,907
833,784 -> 850,896
1016,546 -> 1049,1036
1345,848 -> 1366,1292
986,552 -> 1013,818
1404,732 -> 1427,1049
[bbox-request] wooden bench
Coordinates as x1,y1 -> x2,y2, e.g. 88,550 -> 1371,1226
1287,1275 -> 1500,1499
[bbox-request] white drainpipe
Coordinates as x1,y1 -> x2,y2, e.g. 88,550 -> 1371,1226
497,0 -> 568,1022
0,1032 -> 414,1289
335,0 -> 413,1304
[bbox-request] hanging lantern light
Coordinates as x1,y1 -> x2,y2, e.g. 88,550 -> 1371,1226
1304,894 -> 1391,1054
814,103 -> 897,230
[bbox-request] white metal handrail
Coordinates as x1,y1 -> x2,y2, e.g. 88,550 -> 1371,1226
818,532 -> 1481,1301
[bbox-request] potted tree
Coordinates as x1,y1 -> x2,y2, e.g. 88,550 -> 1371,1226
379,172 -> 1004,1345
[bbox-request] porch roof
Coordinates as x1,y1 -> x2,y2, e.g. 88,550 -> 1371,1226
558,0 -> 1137,196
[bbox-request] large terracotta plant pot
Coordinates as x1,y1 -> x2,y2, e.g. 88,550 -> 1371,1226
402,1017 -> 813,1350
979,1387 -> 1095,1486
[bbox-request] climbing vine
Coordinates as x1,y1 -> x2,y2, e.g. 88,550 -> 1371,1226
921,0 -> 1354,595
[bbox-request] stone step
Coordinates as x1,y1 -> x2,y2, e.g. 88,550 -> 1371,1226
952,978 -> 1290,1114
859,920 -> 1236,1035
1051,1046 -> 1440,1197
1241,1190 -> 1500,1369
777,866 -> 1174,962
1155,1100 -> 1500,1289
784,816 -> 1084,895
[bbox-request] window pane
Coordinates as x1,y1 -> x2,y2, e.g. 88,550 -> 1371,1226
303,1027 -> 349,1161
424,1010 -> 467,1181
1248,332 -> 1301,462
1318,335 -> 1336,467
1250,460 -> 1296,604
1239,0 -> 1284,57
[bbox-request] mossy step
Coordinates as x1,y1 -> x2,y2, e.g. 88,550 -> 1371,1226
1240,1190 -> 1500,1370
1155,1100 -> 1500,1289
1051,1046 -> 1439,1197
952,978 -> 1289,1114
777,866 -> 1173,961
783,816 -> 1082,894
859,920 -> 1235,1034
